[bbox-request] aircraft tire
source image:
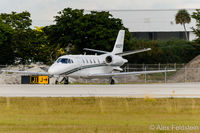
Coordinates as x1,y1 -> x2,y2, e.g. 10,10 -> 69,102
110,78 -> 115,85
64,77 -> 69,84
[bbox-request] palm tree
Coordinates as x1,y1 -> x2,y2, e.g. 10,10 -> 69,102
175,9 -> 191,41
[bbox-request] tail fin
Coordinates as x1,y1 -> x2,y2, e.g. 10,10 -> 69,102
112,30 -> 125,54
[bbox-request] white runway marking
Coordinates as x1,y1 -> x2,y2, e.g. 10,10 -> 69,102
0,83 -> 200,98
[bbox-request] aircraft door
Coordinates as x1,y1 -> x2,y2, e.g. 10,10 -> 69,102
77,58 -> 84,77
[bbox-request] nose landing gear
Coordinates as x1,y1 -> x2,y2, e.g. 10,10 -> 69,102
55,77 -> 69,84
110,78 -> 115,85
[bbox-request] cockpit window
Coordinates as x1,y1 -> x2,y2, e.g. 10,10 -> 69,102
57,58 -> 73,64
57,58 -> 62,63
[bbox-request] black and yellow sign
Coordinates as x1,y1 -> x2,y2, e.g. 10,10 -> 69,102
38,76 -> 49,84
21,75 -> 49,84
30,76 -> 38,84
30,76 -> 49,84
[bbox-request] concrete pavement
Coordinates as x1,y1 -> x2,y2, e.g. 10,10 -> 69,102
0,83 -> 200,98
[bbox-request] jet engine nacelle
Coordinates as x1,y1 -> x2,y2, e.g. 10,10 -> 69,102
104,55 -> 127,66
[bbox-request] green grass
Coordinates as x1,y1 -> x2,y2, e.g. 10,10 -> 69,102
0,97 -> 200,133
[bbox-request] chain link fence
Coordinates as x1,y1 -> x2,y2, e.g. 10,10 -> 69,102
122,64 -> 200,84
0,65 -> 7,68
0,64 -> 200,84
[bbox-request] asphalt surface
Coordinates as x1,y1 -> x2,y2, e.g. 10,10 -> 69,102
0,83 -> 200,98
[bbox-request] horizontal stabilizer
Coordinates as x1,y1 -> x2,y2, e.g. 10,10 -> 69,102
83,48 -> 109,54
88,69 -> 176,78
116,48 -> 151,56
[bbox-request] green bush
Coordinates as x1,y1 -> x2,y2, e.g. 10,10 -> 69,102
125,39 -> 200,64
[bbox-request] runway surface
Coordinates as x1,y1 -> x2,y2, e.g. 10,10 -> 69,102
0,83 -> 200,98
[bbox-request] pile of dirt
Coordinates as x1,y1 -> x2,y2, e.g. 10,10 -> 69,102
168,55 -> 200,83
0,63 -> 50,84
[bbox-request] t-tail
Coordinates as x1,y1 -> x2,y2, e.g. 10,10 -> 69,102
112,30 -> 125,54
83,30 -> 151,56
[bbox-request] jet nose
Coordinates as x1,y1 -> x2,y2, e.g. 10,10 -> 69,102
48,64 -> 65,75
48,66 -> 56,75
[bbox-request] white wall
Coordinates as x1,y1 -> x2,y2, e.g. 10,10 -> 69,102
189,32 -> 197,41
109,9 -> 196,32
85,9 -> 198,40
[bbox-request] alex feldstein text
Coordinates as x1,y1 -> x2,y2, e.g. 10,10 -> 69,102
149,124 -> 199,131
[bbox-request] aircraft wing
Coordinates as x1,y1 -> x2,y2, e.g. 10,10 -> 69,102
88,69 -> 176,78
83,48 -> 109,54
1,70 -> 50,76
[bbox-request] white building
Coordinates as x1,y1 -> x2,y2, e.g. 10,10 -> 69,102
91,9 -> 197,41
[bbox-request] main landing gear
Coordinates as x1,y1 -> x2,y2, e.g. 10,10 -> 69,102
110,78 -> 115,85
55,80 -> 59,84
55,77 -> 69,84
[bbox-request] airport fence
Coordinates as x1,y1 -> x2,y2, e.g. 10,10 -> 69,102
0,63 -> 200,84
0,65 -> 8,68
121,63 -> 199,84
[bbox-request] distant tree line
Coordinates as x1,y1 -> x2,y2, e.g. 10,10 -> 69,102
0,8 -> 200,65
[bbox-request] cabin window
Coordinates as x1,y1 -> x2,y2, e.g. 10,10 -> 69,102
82,59 -> 85,63
93,59 -> 96,63
69,59 -> 73,63
98,59 -> 100,64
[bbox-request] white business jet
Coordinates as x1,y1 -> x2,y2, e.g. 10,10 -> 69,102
2,30 -> 175,84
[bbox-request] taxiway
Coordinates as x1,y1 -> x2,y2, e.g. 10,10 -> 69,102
0,83 -> 200,98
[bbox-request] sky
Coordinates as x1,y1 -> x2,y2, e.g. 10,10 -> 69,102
0,0 -> 200,27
